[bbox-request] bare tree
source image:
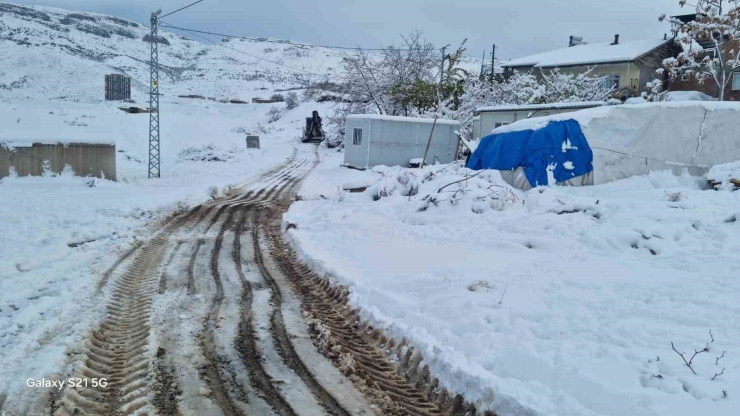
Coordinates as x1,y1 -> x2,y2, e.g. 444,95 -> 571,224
330,31 -> 439,133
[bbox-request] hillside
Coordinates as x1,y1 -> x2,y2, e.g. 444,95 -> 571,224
0,2 -> 482,103
0,2 -> 344,102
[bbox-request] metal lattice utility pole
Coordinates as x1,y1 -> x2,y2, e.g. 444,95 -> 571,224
148,9 -> 162,179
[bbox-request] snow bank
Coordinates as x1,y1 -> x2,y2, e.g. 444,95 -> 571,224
667,91 -> 717,102
286,161 -> 740,416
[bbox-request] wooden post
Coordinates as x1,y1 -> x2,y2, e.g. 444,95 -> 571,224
420,117 -> 438,169
490,44 -> 496,83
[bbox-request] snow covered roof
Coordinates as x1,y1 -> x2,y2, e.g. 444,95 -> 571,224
346,114 -> 460,125
0,101 -> 120,148
503,38 -> 672,68
476,101 -> 606,113
493,101 -> 740,135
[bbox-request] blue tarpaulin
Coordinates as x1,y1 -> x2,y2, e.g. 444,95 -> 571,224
467,120 -> 593,187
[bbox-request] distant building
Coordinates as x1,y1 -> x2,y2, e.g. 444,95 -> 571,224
105,74 -> 131,101
502,36 -> 677,99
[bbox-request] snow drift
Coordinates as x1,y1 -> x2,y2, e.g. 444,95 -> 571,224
469,102 -> 740,189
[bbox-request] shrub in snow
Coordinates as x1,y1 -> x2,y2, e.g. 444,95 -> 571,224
208,186 -> 219,200
365,162 -> 524,215
468,280 -> 495,292
267,106 -> 283,123
41,160 -> 53,177
369,177 -> 399,201
222,184 -> 238,197
663,191 -> 687,202
270,93 -> 285,102
285,92 -> 299,110
61,164 -> 75,177
177,145 -> 234,162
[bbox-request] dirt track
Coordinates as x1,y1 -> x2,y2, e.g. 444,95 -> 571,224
49,150 -> 488,416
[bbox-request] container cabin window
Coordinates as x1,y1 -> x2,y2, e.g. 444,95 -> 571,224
733,73 -> 740,90
352,128 -> 363,146
494,122 -> 510,128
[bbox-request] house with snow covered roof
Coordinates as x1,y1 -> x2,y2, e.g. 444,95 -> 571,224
502,35 -> 677,99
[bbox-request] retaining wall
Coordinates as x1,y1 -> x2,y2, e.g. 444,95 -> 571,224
0,143 -> 117,181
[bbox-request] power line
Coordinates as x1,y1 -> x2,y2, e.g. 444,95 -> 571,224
161,24 -> 387,50
160,0 -> 205,19
161,23 -> 470,54
168,26 -> 323,75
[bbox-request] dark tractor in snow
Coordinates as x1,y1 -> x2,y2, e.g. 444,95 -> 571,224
302,111 -> 325,143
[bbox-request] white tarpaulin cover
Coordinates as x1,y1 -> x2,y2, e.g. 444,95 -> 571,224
488,102 -> 740,187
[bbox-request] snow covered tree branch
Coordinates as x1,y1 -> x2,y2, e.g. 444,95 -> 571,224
661,0 -> 740,100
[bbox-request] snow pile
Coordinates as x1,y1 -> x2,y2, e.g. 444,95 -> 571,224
177,144 -> 242,163
708,161 -> 740,183
361,162 -> 524,214
287,158 -> 740,416
667,91 -> 717,102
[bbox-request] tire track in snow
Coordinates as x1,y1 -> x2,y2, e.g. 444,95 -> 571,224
53,205 -> 205,416
252,213 -> 352,416
199,207 -> 248,416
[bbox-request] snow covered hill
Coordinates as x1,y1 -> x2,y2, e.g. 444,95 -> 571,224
0,2 -> 482,103
0,2 -> 343,102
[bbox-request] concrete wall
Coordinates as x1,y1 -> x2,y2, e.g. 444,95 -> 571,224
0,143 -> 116,181
344,118 -> 459,168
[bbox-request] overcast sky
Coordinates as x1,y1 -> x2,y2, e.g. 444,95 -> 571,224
15,0 -> 689,60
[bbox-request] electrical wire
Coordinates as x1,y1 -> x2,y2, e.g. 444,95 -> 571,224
161,24 -> 393,51
170,27 -> 323,75
160,0 -> 205,19
161,23 -> 483,58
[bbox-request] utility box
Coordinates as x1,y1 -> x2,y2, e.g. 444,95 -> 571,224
246,135 -> 260,149
105,74 -> 131,101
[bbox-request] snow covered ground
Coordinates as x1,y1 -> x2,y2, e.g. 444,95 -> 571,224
286,150 -> 740,416
0,96 -> 332,410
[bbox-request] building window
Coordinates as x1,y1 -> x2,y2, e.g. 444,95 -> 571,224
494,122 -> 510,128
733,73 -> 740,91
602,74 -> 620,90
352,128 -> 363,145
681,72 -> 691,82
